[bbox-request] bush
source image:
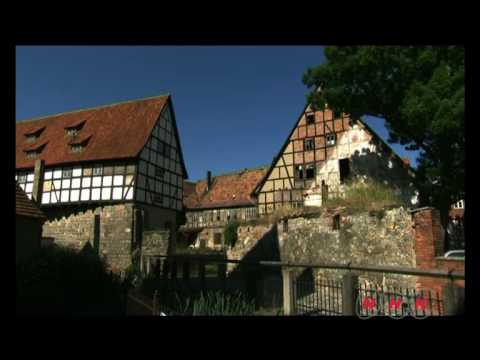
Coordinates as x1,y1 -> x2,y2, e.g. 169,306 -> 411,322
16,245 -> 125,316
323,179 -> 405,213
223,220 -> 240,248
176,291 -> 256,316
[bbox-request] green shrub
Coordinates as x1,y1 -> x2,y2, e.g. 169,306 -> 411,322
223,220 -> 240,248
176,291 -> 255,316
323,179 -> 405,213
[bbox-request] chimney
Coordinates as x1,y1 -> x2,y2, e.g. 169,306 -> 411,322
32,159 -> 45,204
207,170 -> 212,191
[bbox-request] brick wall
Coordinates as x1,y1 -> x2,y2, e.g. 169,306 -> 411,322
412,207 -> 465,294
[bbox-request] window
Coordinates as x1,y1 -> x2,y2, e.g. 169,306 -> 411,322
62,169 -> 73,178
65,121 -> 85,137
93,166 -> 103,176
339,158 -> 351,184
305,163 -> 315,179
304,138 -> 315,151
306,113 -> 315,125
154,194 -> 163,204
70,144 -> 84,153
25,150 -> 38,159
295,165 -> 305,180
326,133 -> 336,146
332,214 -> 341,230
214,233 -> 222,245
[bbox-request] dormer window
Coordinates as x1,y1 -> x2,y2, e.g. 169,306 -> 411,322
65,120 -> 86,137
25,150 -> 39,159
71,144 -> 84,153
23,143 -> 46,159
24,126 -> 45,143
68,134 -> 91,154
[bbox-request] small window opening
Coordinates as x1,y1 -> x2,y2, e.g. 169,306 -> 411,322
339,159 -> 351,184
25,150 -> 39,159
304,138 -> 315,151
93,166 -> 103,176
305,163 -> 315,179
214,233 -> 222,245
306,113 -> 315,125
333,214 -> 341,230
70,144 -> 84,153
295,165 -> 305,180
326,133 -> 336,146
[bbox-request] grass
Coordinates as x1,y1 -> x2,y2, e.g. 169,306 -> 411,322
323,179 -> 405,214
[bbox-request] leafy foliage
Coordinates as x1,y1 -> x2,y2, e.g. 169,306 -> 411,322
16,246 -> 126,315
223,220 -> 240,248
303,46 -> 464,221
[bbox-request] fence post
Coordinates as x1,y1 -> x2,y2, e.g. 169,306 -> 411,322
443,281 -> 465,315
342,273 -> 359,316
282,269 -> 296,315
153,290 -> 158,316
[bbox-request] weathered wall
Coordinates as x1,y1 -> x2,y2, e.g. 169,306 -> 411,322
42,203 -> 135,271
16,216 -> 43,264
278,207 -> 417,287
412,208 -> 465,293
139,203 -> 178,253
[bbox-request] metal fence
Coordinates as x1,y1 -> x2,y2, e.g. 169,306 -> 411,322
356,282 -> 443,318
140,254 -> 464,317
295,278 -> 343,315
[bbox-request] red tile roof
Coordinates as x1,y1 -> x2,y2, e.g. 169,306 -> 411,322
449,208 -> 464,219
184,167 -> 268,210
16,184 -> 46,219
16,95 -> 188,177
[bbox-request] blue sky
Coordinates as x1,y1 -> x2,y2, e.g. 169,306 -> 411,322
16,46 -> 419,181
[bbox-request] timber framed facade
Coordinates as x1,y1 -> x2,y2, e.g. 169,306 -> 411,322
254,101 -> 417,215
15,94 -> 188,271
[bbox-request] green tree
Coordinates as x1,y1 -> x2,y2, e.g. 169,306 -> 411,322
303,46 -> 464,228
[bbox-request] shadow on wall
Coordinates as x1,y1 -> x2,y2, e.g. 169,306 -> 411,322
227,225 -> 282,308
349,145 -> 415,203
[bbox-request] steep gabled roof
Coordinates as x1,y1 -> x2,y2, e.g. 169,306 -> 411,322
16,95 -> 188,178
252,101 -> 415,196
16,183 -> 46,219
184,166 -> 268,210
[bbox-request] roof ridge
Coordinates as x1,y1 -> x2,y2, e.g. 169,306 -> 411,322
191,165 -> 270,183
16,93 -> 171,124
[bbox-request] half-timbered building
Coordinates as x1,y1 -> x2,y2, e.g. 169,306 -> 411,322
181,167 -> 267,249
253,100 -> 417,215
15,94 -> 188,270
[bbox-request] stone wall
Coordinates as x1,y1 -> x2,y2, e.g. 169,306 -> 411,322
278,207 -> 417,287
42,203 -> 135,271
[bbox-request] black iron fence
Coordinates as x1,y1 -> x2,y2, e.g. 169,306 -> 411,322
356,283 -> 443,318
295,278 -> 343,315
139,254 -> 464,317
